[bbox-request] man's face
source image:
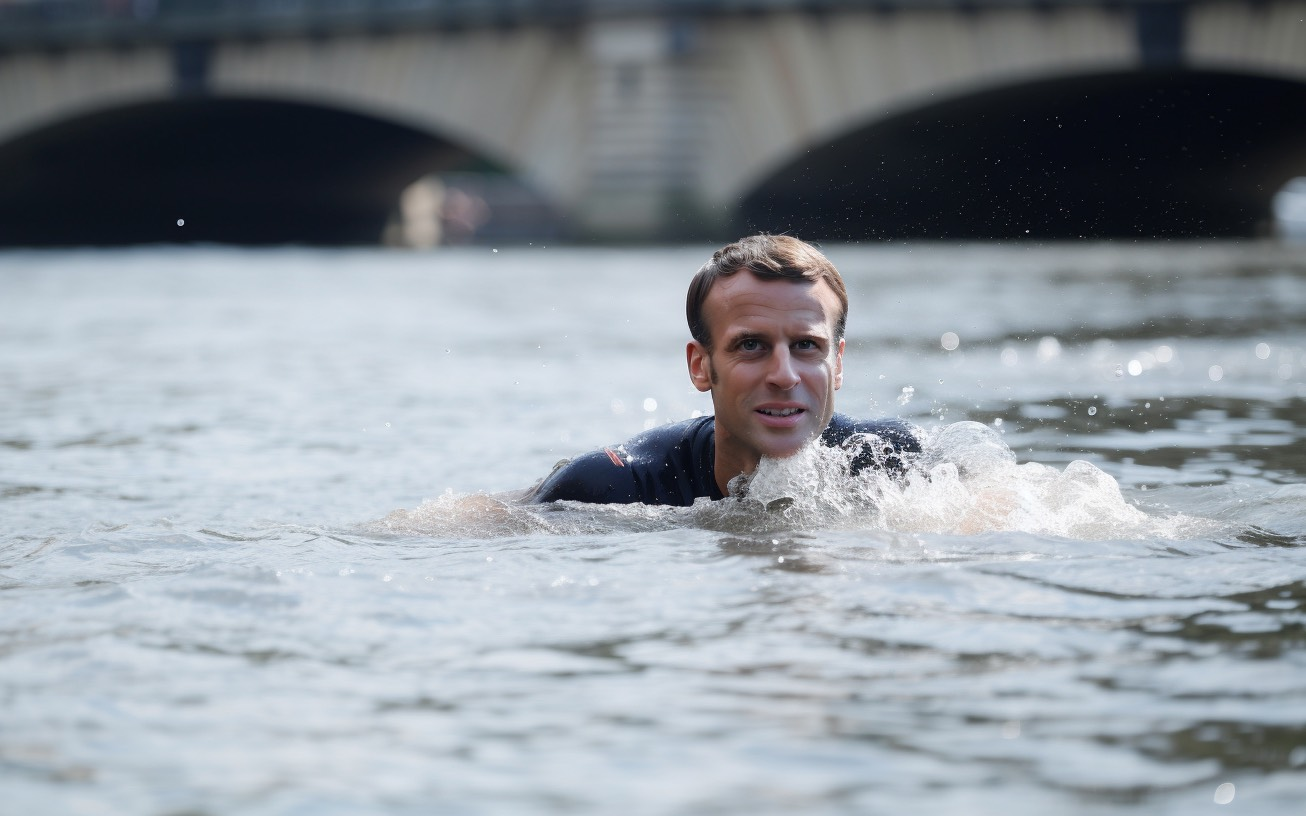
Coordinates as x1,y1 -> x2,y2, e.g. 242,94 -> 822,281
687,272 -> 845,483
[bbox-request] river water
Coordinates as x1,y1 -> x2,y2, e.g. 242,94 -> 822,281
2,241 -> 1304,815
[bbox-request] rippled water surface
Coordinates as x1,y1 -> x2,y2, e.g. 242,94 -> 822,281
3,242 -> 1305,815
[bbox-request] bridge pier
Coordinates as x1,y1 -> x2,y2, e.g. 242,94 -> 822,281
573,17 -> 724,240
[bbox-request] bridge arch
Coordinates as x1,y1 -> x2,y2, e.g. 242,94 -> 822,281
0,94 -> 561,246
208,29 -> 589,208
737,67 -> 1306,240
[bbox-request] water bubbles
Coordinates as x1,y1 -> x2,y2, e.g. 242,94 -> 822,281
941,331 -> 960,351
993,417 -> 1003,427
1208,365 -> 1224,382
1255,342 -> 1271,359
1155,345 -> 1174,363
1127,360 -> 1143,376
897,386 -> 915,406
1087,406 -> 1098,416
643,397 -> 658,412
1113,365 -> 1124,379
491,248 -> 499,253
1000,347 -> 1018,367
176,218 -> 185,227
1214,782 -> 1235,805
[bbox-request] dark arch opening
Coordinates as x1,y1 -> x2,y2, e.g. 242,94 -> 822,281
738,70 -> 1306,241
0,97 -> 558,247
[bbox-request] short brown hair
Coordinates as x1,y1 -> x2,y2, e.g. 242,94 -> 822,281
686,234 -> 848,350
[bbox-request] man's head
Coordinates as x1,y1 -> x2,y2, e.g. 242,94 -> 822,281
685,235 -> 849,490
686,234 -> 848,352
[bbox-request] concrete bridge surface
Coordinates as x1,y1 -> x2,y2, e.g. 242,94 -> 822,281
1,0 -> 1304,245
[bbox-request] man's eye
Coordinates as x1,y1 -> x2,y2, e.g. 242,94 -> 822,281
794,340 -> 818,351
739,339 -> 762,352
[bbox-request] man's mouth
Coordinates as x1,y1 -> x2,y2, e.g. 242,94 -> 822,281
757,407 -> 804,417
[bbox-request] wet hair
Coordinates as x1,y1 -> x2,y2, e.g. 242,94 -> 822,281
686,234 -> 849,350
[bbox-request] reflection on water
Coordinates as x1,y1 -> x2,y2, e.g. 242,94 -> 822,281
1,242 -> 1304,814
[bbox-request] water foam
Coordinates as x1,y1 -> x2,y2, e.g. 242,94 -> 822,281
694,421 -> 1205,540
377,491 -> 556,538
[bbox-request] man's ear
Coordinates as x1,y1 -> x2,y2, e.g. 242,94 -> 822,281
687,341 -> 713,393
833,338 -> 845,390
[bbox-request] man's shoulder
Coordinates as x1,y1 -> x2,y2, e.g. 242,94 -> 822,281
822,413 -> 922,474
527,415 -> 715,506
823,413 -> 921,449
622,414 -> 714,462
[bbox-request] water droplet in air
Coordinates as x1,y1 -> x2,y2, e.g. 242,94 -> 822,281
176,219 -> 185,226
941,331 -> 960,351
1128,360 -> 1143,376
1256,342 -> 1271,359
1036,336 -> 1061,362
1087,406 -> 1097,416
1209,365 -> 1224,382
492,248 -> 498,253
897,386 -> 915,406
1114,365 -> 1124,378
643,398 -> 657,412
1214,782 -> 1235,804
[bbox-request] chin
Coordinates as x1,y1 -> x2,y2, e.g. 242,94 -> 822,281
758,436 -> 815,460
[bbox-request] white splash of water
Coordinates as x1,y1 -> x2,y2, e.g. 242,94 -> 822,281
695,421 -> 1202,539
376,490 -> 556,538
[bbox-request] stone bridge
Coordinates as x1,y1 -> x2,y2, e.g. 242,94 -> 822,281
1,0 -> 1304,244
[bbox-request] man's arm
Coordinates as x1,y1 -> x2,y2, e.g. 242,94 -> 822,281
526,449 -> 643,504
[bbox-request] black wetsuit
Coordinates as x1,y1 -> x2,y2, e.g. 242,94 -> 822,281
528,413 -> 919,506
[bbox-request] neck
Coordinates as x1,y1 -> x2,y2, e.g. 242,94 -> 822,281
711,434 -> 756,498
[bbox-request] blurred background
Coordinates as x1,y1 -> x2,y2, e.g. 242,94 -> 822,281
1,0 -> 1304,248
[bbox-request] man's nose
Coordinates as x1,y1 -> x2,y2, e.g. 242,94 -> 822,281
767,347 -> 800,389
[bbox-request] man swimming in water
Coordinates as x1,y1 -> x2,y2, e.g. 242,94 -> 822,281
528,234 -> 919,506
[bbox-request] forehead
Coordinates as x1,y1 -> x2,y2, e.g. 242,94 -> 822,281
703,273 -> 841,336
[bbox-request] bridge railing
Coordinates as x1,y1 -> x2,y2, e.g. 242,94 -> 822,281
0,0 -> 1156,48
